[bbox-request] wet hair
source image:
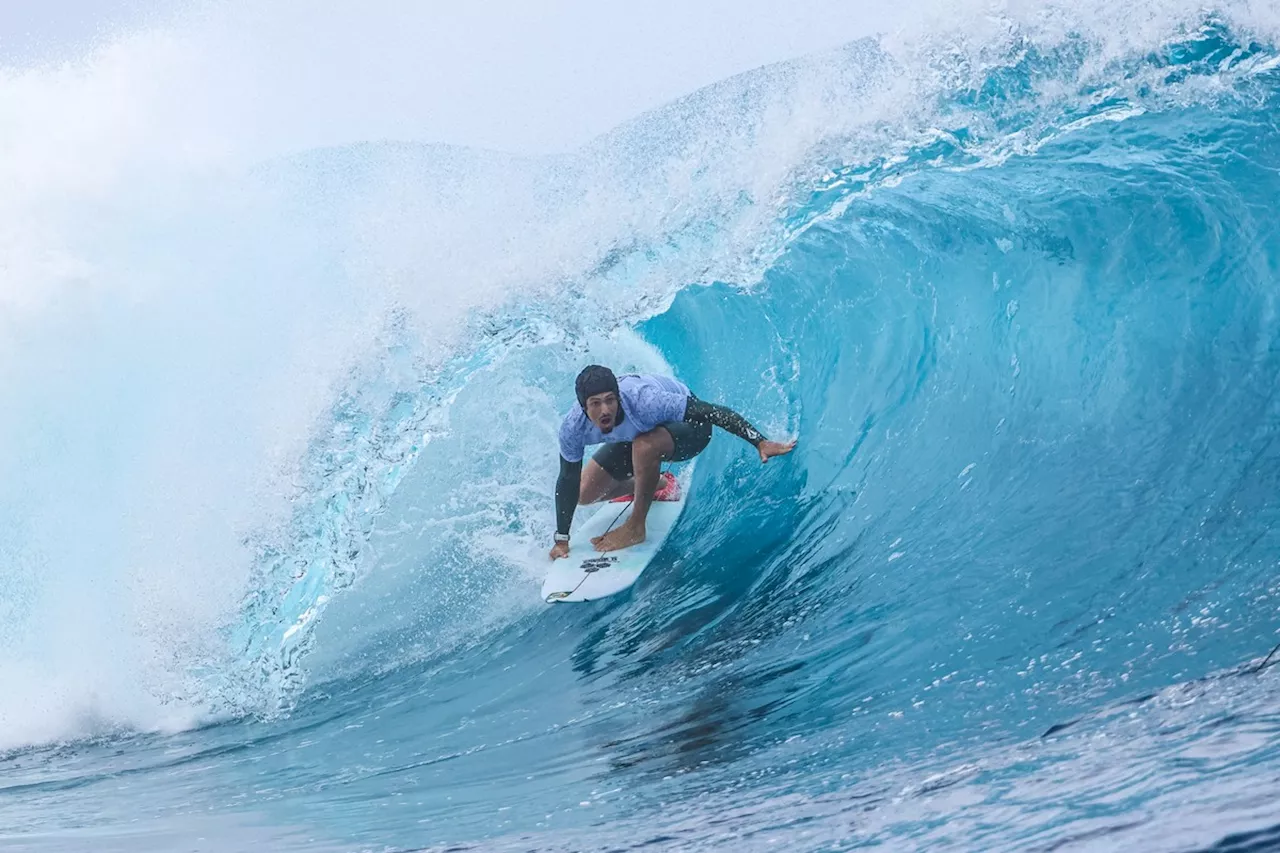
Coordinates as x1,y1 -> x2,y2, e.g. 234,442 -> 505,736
575,364 -> 619,409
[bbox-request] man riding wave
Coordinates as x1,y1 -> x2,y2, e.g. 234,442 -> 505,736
550,365 -> 795,559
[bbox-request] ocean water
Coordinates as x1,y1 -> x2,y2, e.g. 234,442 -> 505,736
4,2 -> 1280,851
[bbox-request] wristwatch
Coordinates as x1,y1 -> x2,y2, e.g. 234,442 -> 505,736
554,533 -> 570,543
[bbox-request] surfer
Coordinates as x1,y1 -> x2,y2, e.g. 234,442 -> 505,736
550,365 -> 795,559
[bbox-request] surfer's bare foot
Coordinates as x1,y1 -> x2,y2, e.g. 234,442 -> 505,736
592,521 -> 646,552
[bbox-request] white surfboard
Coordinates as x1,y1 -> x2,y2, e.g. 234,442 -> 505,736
541,467 -> 692,603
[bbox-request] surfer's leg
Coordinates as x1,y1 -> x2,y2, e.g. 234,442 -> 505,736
630,427 -> 673,523
580,444 -> 634,504
577,459 -> 618,504
593,427 -> 674,552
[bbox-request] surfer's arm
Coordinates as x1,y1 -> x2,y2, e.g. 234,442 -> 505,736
555,455 -> 583,536
683,396 -> 765,447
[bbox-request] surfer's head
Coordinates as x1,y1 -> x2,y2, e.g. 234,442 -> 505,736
576,364 -> 620,432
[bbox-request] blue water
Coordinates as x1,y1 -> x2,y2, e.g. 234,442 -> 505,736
5,10 -> 1280,852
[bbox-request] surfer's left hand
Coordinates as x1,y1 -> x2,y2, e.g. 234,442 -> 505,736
758,439 -> 796,463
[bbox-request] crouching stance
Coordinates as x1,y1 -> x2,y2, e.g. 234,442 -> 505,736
550,365 -> 795,558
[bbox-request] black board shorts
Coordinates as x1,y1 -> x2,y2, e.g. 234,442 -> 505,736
591,420 -> 713,481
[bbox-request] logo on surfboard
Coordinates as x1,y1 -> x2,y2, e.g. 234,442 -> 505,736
579,556 -> 618,572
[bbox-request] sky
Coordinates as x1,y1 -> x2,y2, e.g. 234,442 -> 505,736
0,0 -> 895,154
0,0 -> 165,59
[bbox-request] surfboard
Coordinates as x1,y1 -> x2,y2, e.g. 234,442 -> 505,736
541,468 -> 691,603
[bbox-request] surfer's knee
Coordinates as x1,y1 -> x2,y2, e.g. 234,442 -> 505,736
633,428 -> 673,459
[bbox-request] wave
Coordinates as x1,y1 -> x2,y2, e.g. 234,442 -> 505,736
238,11 -> 1280,713
3,3 -> 1280,849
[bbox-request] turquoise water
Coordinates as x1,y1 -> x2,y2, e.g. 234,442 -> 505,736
4,9 -> 1280,852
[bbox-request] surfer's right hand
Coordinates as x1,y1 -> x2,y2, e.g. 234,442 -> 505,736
549,541 -> 570,560
758,439 -> 796,463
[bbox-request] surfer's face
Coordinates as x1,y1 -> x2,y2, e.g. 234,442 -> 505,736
585,392 -> 619,432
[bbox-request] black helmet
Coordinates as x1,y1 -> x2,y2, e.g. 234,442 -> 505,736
575,365 -> 619,409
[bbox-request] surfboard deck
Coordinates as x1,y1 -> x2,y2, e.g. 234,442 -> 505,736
541,469 -> 691,603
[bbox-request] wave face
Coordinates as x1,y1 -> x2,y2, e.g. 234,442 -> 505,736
4,5 -> 1280,852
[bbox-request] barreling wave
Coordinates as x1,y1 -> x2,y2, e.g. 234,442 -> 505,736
226,12 -> 1280,716
3,4 -> 1280,851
